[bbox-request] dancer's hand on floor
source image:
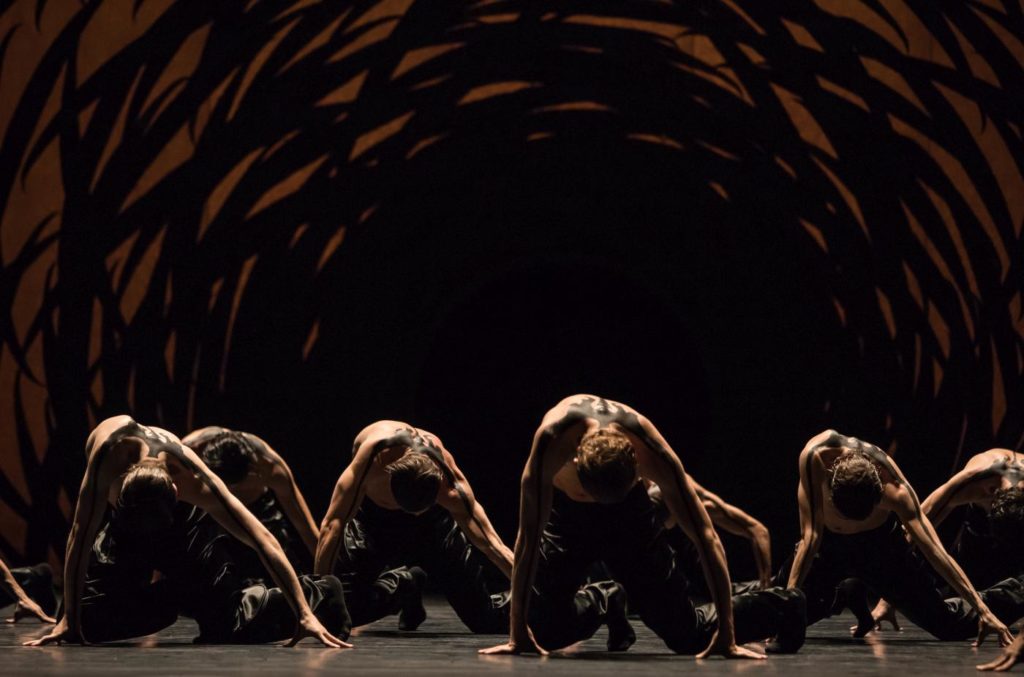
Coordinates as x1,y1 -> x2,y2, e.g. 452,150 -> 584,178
697,631 -> 766,660
978,634 -> 1023,672
23,618 -> 83,646
479,626 -> 548,656
6,599 -> 56,624
286,614 -> 352,648
975,612 -> 1014,648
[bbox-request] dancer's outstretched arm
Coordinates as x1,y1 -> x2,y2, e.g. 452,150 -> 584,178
480,406 -> 582,656
787,435 -> 828,589
625,414 -> 761,660
893,483 -> 1012,647
1,559 -> 55,624
438,446 -> 514,579
688,480 -> 773,589
27,424 -> 126,645
256,437 -> 320,559
177,444 -> 350,648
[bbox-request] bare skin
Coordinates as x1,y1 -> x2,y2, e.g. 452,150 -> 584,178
1,559 -> 55,624
315,420 -> 513,580
865,449 -> 1024,635
182,427 -> 320,560
26,415 -> 350,648
788,430 -> 1013,647
979,633 -> 1024,672
654,481 -> 773,589
480,394 -> 762,660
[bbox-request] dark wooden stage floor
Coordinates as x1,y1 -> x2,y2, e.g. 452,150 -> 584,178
1,599 -> 1012,675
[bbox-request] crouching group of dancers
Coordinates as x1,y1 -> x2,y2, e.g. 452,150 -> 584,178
2,394 -> 1023,670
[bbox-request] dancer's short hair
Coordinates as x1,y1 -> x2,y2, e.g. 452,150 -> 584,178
829,453 -> 883,520
990,487 -> 1024,552
388,451 -> 443,514
576,429 -> 637,504
200,431 -> 257,485
116,461 -> 176,533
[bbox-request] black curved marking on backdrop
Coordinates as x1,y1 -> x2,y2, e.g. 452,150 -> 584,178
0,0 -> 1022,563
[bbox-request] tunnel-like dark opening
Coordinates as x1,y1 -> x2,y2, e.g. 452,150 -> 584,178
213,133 -> 868,572
411,257 -> 713,541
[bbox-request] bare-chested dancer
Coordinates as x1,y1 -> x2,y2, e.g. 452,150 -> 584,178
864,448 -> 1024,634
183,427 -> 319,576
26,415 -> 349,647
315,420 -> 632,641
787,430 -> 1017,645
1,559 -> 55,624
482,395 -> 806,658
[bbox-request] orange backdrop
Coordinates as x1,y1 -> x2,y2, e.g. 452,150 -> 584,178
0,0 -> 1022,568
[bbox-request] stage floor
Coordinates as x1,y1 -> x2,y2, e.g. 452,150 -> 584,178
1,599 -> 1011,675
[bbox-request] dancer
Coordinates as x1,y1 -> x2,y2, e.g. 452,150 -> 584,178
183,426 -> 319,575
787,430 -> 1018,644
482,394 -> 806,658
1,559 -> 56,624
923,448 -> 1024,588
864,448 -> 1024,633
26,415 -> 349,647
316,419 -> 632,642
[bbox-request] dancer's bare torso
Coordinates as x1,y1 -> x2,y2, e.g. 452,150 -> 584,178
85,415 -> 206,507
801,430 -> 914,534
352,420 -> 461,512
540,395 -> 663,503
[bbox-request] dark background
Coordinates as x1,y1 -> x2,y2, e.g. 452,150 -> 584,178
1,0 -> 1022,581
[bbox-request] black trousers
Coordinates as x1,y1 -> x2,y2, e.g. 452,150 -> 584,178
338,500 -> 508,633
229,489 -> 313,584
949,505 -> 1021,591
79,505 -> 347,644
668,531 -> 763,601
790,514 -> 1024,640
0,563 -> 56,615
530,485 -> 804,653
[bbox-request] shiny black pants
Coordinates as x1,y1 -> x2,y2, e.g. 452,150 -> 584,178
78,506 -> 347,644
531,485 -> 805,653
338,501 -> 508,634
788,515 -> 1024,640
